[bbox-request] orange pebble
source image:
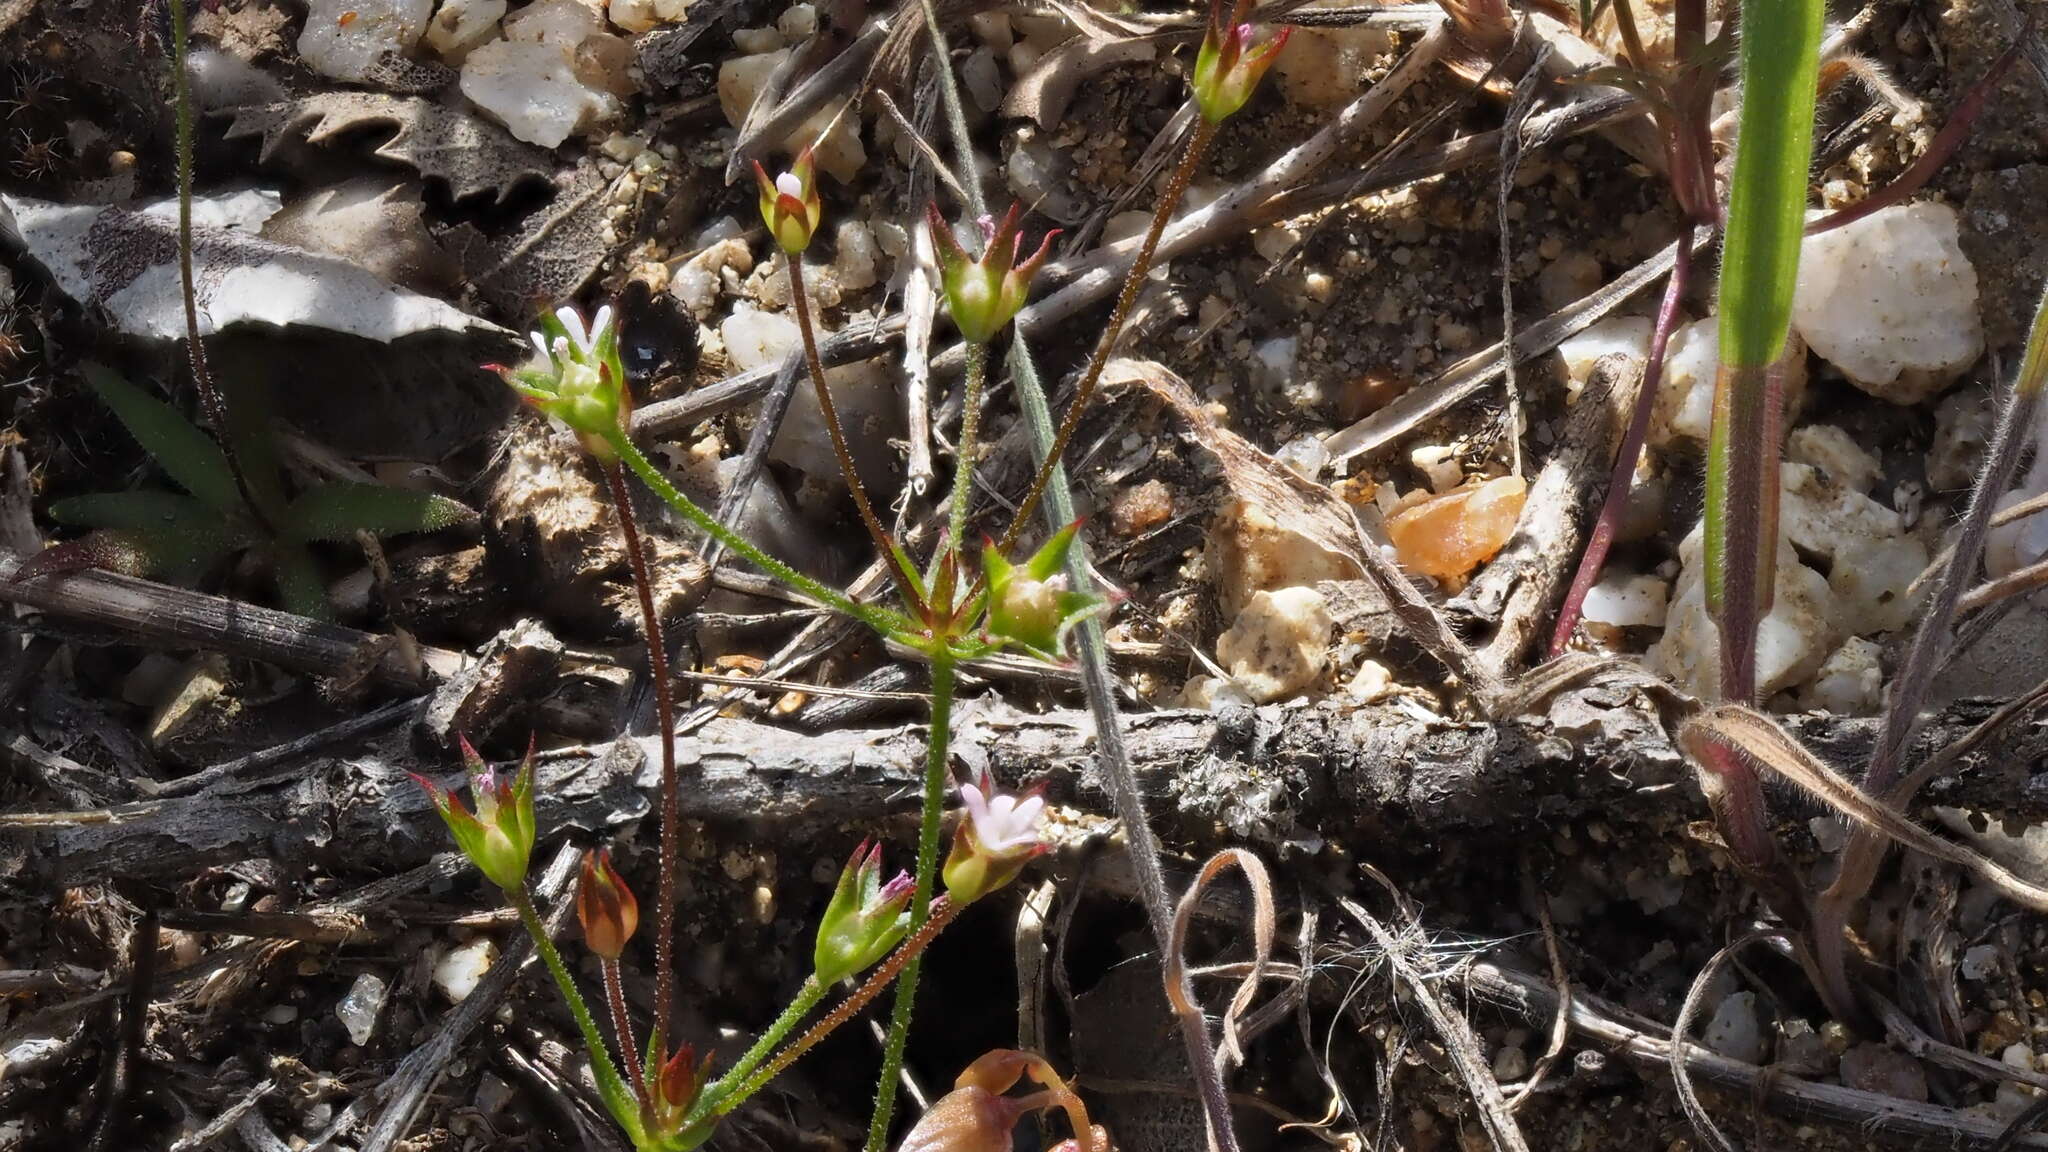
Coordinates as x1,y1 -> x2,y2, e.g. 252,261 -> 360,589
1385,475 -> 1528,580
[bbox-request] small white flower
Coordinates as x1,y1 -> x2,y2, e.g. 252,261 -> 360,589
552,335 -> 573,368
556,306 -> 591,356
960,777 -> 1045,854
589,305 -> 614,348
529,331 -> 555,373
775,171 -> 803,200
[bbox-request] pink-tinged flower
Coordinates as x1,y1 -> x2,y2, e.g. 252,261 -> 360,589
924,201 -> 1060,344
1191,3 -> 1290,124
576,848 -> 639,961
491,304 -> 630,462
753,148 -> 823,254
413,735 -> 537,891
814,838 -> 915,984
942,772 -> 1049,904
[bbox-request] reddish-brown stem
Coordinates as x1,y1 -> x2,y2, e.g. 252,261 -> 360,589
1807,32 -> 2023,237
720,895 -> 961,1110
603,462 -> 678,1059
787,256 -> 923,604
1549,225 -> 1696,656
997,115 -> 1220,556
1711,357 -> 1786,706
603,958 -> 648,1104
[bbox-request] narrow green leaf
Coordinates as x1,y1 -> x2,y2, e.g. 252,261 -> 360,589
273,541 -> 331,620
283,483 -> 478,543
79,363 -> 240,515
1716,0 -> 1824,371
49,491 -> 243,583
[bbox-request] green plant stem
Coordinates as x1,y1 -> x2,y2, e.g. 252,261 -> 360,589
1706,0 -> 1823,702
916,7 -> 1243,1148
946,342 -> 988,560
602,462 -> 680,1061
602,959 -> 648,1105
609,434 -> 910,639
998,116 -> 1219,556
726,896 -> 963,1116
510,887 -> 643,1142
863,656 -> 955,1152
787,256 -> 922,603
689,976 -> 827,1123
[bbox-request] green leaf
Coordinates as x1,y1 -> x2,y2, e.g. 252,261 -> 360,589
273,541 -> 331,620
79,363 -> 240,515
282,483 -> 478,542
48,492 -> 244,583
1716,0 -> 1823,372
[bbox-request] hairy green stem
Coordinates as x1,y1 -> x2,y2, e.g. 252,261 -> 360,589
723,897 -> 962,1115
511,887 -> 643,1143
609,434 -> 910,638
864,656 -> 956,1152
689,976 -> 826,1123
946,342 -> 988,560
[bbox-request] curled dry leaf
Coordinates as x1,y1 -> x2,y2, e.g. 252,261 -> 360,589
225,92 -> 553,203
1002,34 -> 1171,129
0,193 -> 501,346
1680,705 -> 2048,912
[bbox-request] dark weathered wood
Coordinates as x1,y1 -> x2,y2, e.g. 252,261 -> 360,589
15,675 -> 2046,886
0,554 -> 468,687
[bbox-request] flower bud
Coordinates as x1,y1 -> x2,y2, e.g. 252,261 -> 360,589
1191,4 -> 1289,124
577,849 -> 639,961
650,1043 -> 715,1135
942,772 -> 1048,904
925,201 -> 1060,344
493,305 -> 631,462
814,838 -> 915,985
981,522 -> 1109,660
754,149 -> 823,254
414,735 -> 537,891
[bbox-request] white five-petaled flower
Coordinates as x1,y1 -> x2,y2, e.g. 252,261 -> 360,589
960,777 -> 1045,854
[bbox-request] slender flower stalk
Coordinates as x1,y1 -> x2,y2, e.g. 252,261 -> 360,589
865,656 -> 957,1150
731,895 -> 965,1114
601,462 -> 680,1058
998,119 -> 1219,556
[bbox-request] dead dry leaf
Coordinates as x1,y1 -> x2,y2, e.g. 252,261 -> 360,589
225,92 -> 552,202
0,193 -> 501,345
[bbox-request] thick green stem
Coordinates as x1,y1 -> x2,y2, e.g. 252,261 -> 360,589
864,656 -> 956,1152
690,977 -> 826,1122
510,888 -> 643,1143
946,342 -> 988,560
609,434 -> 910,638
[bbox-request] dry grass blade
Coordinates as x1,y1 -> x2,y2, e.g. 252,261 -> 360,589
1167,849 -> 1277,1079
1681,706 -> 2048,911
1669,931 -> 1784,1152
1960,554 -> 2048,614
